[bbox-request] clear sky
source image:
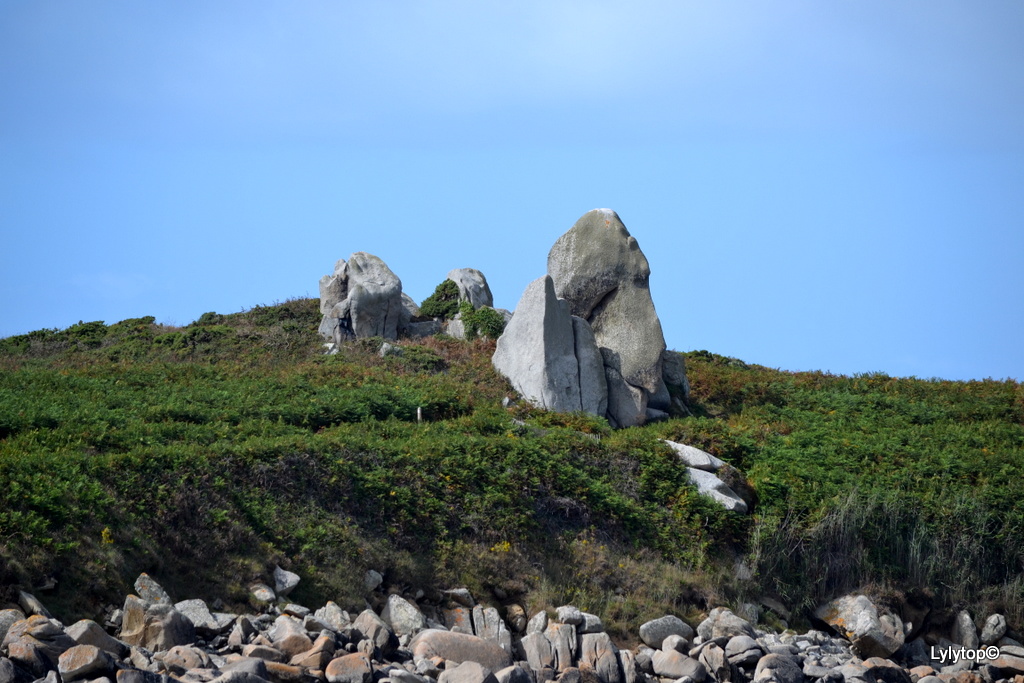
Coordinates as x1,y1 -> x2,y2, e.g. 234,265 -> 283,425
2,1 -> 1022,381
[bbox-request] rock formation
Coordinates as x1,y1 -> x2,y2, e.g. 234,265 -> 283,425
492,276 -> 607,416
319,253 -> 404,342
494,209 -> 686,427
447,269 -> 494,309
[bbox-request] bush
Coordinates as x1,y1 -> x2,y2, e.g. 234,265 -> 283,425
420,280 -> 461,320
461,303 -> 507,340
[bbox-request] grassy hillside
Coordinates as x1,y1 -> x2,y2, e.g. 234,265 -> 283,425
1,299 -> 1022,635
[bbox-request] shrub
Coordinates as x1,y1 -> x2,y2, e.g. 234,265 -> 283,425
461,303 -> 507,340
420,279 -> 461,320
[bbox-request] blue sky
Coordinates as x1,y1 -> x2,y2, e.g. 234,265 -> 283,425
2,1 -> 1022,381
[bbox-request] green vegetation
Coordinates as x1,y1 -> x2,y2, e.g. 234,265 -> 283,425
459,301 -> 507,340
0,302 -> 1021,636
419,279 -> 461,319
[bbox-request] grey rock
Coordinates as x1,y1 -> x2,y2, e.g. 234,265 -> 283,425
326,652 -> 373,683
697,643 -> 729,683
342,253 -> 404,340
220,657 -> 268,679
65,620 -> 128,658
521,633 -> 556,671
208,673 -> 268,683
638,616 -> 694,649
249,584 -> 276,604
602,361 -> 647,429
548,209 -> 667,425
314,602 -> 351,632
381,595 -> 427,637
579,613 -> 603,635
133,575 -> 172,606
439,661 -> 497,683
617,650 -> 637,683
579,633 -> 621,683
662,442 -> 724,472
0,657 -> 33,683
0,610 -> 26,648
696,609 -> 755,640
268,615 -> 312,659
650,651 -> 706,681
241,643 -> 284,662
3,615 -> 77,672
544,623 -> 579,672
493,276 -> 586,415
494,665 -> 533,683
116,672 -> 169,683
447,269 -> 494,309
572,317 -> 608,418
404,320 -> 443,338
399,293 -> 421,332
980,614 -> 1007,646
441,589 -> 475,608
663,635 -> 690,653
527,612 -> 548,636
556,607 -> 583,626
951,610 -> 979,649
319,259 -> 349,315
409,630 -> 513,673
391,671 -> 430,683
281,603 -> 309,618
273,566 -> 300,598
364,570 -> 384,592
16,592 -> 51,619
661,351 -> 690,404
444,607 -> 475,634
352,609 -> 396,658
724,636 -> 762,668
686,469 -> 748,514
813,595 -> 903,659
157,644 -> 211,675
753,654 -> 802,683
174,600 -> 226,638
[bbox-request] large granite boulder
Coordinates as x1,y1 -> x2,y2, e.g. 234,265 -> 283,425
318,253 -> 403,341
548,208 -> 669,426
448,268 -> 494,309
492,276 -> 606,415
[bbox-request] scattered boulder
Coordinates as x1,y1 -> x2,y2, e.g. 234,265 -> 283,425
662,441 -> 724,472
447,269 -> 494,309
814,595 -> 904,658
980,614 -> 1007,645
639,615 -> 694,649
380,594 -> 427,637
273,566 -> 300,598
325,653 -> 372,683
438,661 -> 498,683
57,645 -> 113,682
409,630 -> 513,673
686,469 -> 749,513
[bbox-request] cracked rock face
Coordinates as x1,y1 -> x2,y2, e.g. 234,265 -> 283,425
547,209 -> 668,427
318,252 -> 403,341
492,276 -> 606,416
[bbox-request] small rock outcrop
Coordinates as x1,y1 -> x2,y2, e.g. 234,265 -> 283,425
319,253 -> 404,342
448,268 -> 494,309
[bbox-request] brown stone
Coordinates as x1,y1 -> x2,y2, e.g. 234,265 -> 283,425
409,630 -> 513,673
325,653 -> 372,683
58,644 -> 113,682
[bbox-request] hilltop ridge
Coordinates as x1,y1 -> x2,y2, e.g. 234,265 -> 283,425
0,298 -> 1022,638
